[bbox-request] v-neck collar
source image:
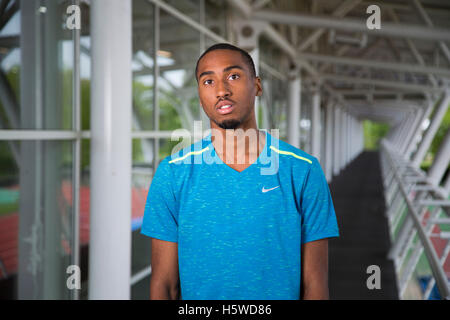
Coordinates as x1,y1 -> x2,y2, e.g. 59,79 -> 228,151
204,130 -> 270,175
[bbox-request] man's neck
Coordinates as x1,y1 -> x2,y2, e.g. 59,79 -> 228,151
210,123 -> 265,166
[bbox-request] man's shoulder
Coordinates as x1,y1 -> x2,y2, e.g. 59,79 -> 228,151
270,134 -> 318,167
163,135 -> 211,166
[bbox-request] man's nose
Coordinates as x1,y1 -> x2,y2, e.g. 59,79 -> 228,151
216,79 -> 231,99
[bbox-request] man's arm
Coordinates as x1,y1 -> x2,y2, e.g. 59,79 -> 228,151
150,238 -> 180,300
301,238 -> 329,300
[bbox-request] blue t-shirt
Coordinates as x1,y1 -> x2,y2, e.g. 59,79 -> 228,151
141,130 -> 339,300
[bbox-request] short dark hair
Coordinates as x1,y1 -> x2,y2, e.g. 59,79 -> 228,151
195,43 -> 257,82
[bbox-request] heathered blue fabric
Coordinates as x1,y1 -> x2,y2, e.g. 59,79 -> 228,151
141,130 -> 339,300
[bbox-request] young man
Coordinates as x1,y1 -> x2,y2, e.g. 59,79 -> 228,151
141,43 -> 339,300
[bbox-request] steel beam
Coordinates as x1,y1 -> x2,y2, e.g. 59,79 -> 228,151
427,129 -> 450,186
252,9 -> 450,42
412,92 -> 450,167
320,74 -> 441,94
297,0 -> 362,52
405,102 -> 433,159
412,0 -> 450,64
295,52 -> 450,78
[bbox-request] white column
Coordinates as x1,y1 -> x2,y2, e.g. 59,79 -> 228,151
311,89 -> 321,159
349,114 -> 353,162
341,110 -> 347,169
249,48 -> 260,126
412,92 -> 450,167
287,69 -> 301,148
325,101 -> 334,181
333,106 -> 341,176
427,129 -> 450,186
89,0 -> 132,299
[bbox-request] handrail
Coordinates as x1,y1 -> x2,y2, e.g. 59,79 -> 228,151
381,139 -> 450,300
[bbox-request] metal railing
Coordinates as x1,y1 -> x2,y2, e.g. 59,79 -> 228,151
380,139 -> 450,300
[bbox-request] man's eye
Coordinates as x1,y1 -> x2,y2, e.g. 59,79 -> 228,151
228,74 -> 240,80
203,79 -> 213,85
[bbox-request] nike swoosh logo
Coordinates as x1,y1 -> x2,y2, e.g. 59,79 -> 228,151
262,185 -> 280,193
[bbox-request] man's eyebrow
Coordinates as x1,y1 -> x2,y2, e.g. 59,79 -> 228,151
198,70 -> 214,79
198,65 -> 245,80
223,65 -> 244,72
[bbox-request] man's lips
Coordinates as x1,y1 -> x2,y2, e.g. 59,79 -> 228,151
216,100 -> 234,115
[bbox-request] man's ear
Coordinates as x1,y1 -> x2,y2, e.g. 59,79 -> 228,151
255,76 -> 262,97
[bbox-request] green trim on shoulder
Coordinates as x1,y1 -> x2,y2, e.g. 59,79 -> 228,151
269,145 -> 313,164
168,146 -> 210,164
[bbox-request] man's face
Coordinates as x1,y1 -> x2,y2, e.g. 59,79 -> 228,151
196,49 -> 262,130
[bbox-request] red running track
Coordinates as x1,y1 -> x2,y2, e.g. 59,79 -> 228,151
0,183 -> 149,278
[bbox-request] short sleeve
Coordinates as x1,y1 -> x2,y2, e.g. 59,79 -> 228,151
300,158 -> 340,244
140,158 -> 179,242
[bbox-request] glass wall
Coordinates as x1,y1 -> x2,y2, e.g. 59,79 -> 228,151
0,0 -> 292,300
0,0 -> 79,299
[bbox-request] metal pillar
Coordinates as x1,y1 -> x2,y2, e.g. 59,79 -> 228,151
324,101 -> 334,181
412,92 -> 450,167
393,115 -> 409,150
397,112 -> 415,151
444,170 -> 450,195
18,0 -> 66,299
340,109 -> 347,169
287,69 -> 301,148
18,0 -> 44,300
333,106 -> 341,176
402,107 -> 423,155
405,102 -> 433,159
89,0 -> 132,299
250,47 -> 260,125
153,5 -> 160,171
348,114 -> 352,162
311,89 -> 321,159
427,129 -> 450,186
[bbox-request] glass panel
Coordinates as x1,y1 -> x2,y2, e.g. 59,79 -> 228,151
80,0 -> 91,132
131,1 -> 155,299
2,0 -> 75,131
0,141 -> 19,299
133,0 -> 154,132
0,140 -> 74,299
131,136 -> 152,282
0,9 -> 20,131
79,138 -> 90,300
159,11 -> 201,133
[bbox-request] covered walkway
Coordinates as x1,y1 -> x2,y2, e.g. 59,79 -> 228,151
329,151 -> 398,300
0,0 -> 449,300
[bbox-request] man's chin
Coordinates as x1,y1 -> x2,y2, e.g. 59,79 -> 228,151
217,119 -> 241,130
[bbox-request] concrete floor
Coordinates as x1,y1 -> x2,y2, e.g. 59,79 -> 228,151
328,151 -> 399,300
